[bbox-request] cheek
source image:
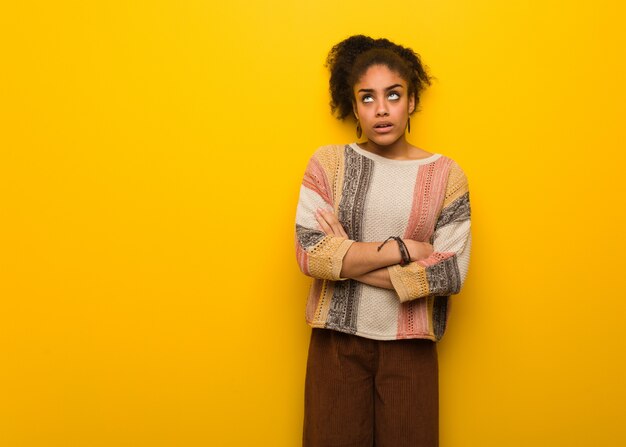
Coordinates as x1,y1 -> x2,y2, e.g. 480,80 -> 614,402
395,102 -> 410,117
354,103 -> 367,117
395,97 -> 409,110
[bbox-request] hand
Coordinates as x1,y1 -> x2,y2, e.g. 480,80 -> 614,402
315,208 -> 348,238
404,239 -> 434,262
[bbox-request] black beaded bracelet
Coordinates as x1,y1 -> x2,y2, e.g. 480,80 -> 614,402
396,238 -> 412,266
377,236 -> 412,266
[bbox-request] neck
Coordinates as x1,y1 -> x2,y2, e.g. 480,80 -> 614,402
361,136 -> 411,160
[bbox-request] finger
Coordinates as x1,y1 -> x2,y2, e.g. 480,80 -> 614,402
334,222 -> 348,238
320,209 -> 348,238
318,208 -> 336,223
335,226 -> 348,238
315,210 -> 334,235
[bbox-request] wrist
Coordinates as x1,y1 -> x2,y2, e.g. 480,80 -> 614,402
377,236 -> 411,266
405,240 -> 434,262
404,239 -> 419,262
395,238 -> 411,266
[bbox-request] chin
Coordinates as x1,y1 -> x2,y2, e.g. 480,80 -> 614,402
367,132 -> 403,147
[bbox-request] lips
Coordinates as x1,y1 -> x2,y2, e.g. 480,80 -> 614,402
374,121 -> 393,129
373,121 -> 394,133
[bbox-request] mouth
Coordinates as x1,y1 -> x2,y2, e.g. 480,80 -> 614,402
373,122 -> 394,133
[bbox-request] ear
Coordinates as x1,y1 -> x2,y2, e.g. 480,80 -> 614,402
352,101 -> 358,120
408,95 -> 416,115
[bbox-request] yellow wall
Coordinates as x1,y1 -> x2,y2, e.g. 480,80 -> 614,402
2,1 -> 625,445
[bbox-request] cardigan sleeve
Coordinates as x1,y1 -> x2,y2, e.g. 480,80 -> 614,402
388,162 -> 472,303
295,148 -> 355,281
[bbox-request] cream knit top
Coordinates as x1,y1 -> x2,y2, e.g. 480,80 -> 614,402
295,144 -> 471,341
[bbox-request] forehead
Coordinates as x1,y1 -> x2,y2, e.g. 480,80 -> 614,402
354,64 -> 407,89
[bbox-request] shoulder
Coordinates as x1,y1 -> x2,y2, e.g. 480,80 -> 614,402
436,155 -> 469,183
306,144 -> 349,170
310,144 -> 347,160
437,155 -> 469,205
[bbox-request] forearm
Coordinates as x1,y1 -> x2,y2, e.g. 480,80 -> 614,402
339,240 -> 403,278
351,267 -> 394,289
389,218 -> 471,302
339,236 -> 435,278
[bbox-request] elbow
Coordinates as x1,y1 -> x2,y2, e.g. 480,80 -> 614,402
295,236 -> 355,281
426,258 -> 463,297
338,264 -> 355,280
390,254 -> 465,303
296,245 -> 311,277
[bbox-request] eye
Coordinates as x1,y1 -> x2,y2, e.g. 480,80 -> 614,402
361,95 -> 374,103
388,92 -> 400,100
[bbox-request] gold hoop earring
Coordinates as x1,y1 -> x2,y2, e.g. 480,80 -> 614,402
356,120 -> 362,139
407,117 -> 411,134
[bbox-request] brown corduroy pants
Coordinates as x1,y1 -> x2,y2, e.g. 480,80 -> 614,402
303,329 -> 439,447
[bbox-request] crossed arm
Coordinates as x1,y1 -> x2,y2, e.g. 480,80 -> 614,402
315,208 -> 434,289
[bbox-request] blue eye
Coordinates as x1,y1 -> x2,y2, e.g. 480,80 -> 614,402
388,92 -> 400,100
362,95 -> 374,103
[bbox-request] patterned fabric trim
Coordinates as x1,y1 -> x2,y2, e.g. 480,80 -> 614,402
313,145 -> 344,208
306,278 -> 336,327
396,298 -> 432,339
305,278 -> 324,323
436,192 -> 471,230
388,263 -> 430,303
405,157 -> 453,242
432,296 -> 450,341
388,251 -> 461,303
295,234 -> 310,276
337,146 -> 373,242
296,224 -> 325,249
396,157 -> 452,336
304,235 -> 354,280
425,256 -> 461,296
442,161 -> 468,208
326,279 -> 360,334
302,157 -> 333,206
325,146 -> 373,333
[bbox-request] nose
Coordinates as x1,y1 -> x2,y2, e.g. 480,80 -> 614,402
376,101 -> 389,117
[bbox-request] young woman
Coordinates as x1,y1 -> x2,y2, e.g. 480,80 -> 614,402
295,35 -> 471,447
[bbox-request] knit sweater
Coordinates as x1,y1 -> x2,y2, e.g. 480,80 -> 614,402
295,143 -> 471,341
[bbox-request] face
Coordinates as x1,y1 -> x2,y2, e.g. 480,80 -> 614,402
353,64 -> 415,146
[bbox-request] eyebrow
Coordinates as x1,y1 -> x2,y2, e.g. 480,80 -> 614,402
357,84 -> 404,93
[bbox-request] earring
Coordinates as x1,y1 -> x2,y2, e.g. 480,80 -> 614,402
356,120 -> 362,139
407,117 -> 411,134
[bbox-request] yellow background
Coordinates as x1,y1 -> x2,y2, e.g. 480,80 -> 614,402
2,1 -> 625,445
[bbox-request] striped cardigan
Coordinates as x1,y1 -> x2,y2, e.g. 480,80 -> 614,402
295,144 -> 471,341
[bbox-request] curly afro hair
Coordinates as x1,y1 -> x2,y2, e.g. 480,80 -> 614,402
326,35 -> 432,120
